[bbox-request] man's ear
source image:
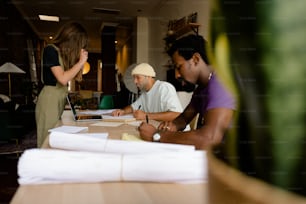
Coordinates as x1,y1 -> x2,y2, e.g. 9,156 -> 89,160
192,53 -> 201,65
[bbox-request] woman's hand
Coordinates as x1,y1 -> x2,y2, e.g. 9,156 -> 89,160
74,49 -> 88,82
79,49 -> 88,65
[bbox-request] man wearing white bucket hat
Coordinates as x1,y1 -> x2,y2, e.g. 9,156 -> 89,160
112,63 -> 183,122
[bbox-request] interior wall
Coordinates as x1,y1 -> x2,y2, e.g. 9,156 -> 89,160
136,17 -> 149,63
114,1 -> 210,83
116,26 -> 133,75
147,0 -> 210,81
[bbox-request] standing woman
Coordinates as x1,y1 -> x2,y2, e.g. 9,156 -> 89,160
35,22 -> 88,147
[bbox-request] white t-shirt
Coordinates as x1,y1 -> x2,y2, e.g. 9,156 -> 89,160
131,80 -> 182,113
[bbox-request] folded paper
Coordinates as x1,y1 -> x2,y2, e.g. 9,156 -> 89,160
18,149 -> 207,185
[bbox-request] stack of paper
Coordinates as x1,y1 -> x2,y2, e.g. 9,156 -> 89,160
101,114 -> 136,123
49,132 -> 195,154
18,148 -> 206,185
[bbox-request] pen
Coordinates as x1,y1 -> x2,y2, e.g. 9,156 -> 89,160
146,114 -> 149,123
138,105 -> 141,110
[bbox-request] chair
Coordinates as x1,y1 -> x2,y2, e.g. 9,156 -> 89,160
99,95 -> 114,109
78,90 -> 98,109
177,91 -> 198,130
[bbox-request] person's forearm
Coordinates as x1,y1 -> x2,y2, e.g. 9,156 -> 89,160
147,111 -> 180,122
55,49 -> 88,85
122,106 -> 133,114
159,128 -> 220,150
173,115 -> 188,131
55,62 -> 84,85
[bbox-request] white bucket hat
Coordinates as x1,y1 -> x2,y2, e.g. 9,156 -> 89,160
131,63 -> 156,77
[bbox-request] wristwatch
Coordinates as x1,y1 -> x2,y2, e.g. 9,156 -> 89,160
152,132 -> 161,142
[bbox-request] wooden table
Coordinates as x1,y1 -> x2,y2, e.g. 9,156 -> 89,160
10,111 -> 208,204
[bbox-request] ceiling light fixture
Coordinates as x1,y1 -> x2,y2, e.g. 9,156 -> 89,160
38,15 -> 59,22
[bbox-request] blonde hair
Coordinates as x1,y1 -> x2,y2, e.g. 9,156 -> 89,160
51,22 -> 88,71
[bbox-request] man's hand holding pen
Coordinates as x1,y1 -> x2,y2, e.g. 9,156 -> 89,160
133,109 -> 146,120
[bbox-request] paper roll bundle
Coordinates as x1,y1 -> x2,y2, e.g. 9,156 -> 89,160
49,132 -> 195,154
18,149 -> 121,185
18,149 -> 207,185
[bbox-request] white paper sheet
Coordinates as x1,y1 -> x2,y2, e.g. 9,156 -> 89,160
102,114 -> 134,119
49,132 -> 195,154
90,121 -> 123,127
17,149 -> 207,185
48,125 -> 88,133
126,120 -> 142,126
102,114 -> 136,123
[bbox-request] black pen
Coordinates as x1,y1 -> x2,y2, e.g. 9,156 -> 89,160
146,114 -> 149,123
138,105 -> 141,110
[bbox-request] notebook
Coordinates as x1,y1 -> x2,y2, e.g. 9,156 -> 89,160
66,95 -> 102,121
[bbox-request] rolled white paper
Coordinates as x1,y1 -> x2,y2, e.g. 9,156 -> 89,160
18,149 -> 207,185
49,132 -> 195,154
18,149 -> 121,185
122,151 -> 206,183
49,132 -> 108,152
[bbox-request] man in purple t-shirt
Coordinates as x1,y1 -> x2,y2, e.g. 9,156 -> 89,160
138,35 -> 236,149
190,73 -> 235,129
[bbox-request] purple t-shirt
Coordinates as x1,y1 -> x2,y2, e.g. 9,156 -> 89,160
190,73 -> 236,127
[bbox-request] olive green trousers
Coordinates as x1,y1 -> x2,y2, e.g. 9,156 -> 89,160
35,84 -> 67,147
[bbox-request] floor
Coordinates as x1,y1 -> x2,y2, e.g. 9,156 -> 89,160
0,130 -> 36,204
0,154 -> 19,204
